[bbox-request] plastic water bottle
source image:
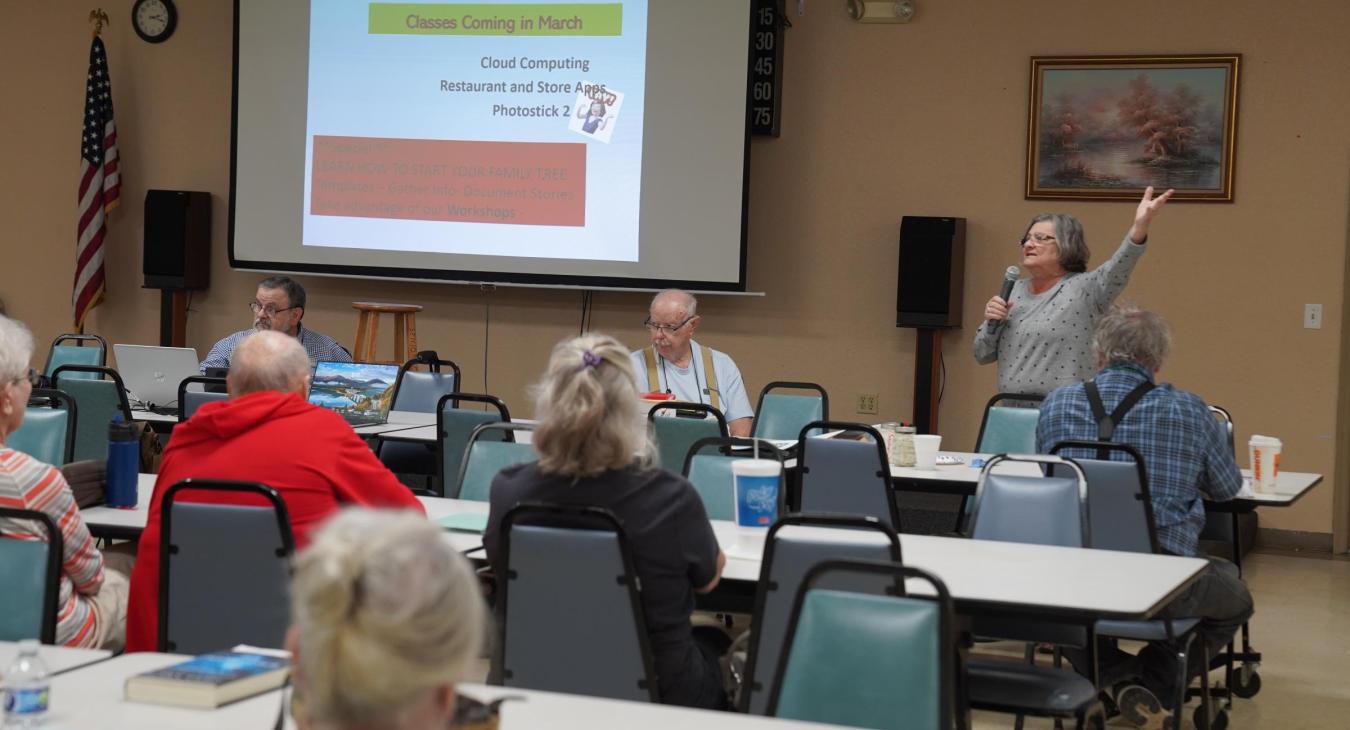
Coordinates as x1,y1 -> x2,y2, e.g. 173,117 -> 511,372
105,415 -> 139,508
3,639 -> 51,728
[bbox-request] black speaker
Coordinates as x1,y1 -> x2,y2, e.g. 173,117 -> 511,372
143,190 -> 210,290
896,216 -> 966,329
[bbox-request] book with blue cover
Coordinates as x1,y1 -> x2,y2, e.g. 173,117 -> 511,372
124,648 -> 290,708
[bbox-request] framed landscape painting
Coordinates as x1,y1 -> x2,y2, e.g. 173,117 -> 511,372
1025,54 -> 1241,202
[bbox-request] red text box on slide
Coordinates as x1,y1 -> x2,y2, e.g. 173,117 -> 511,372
311,135 -> 585,226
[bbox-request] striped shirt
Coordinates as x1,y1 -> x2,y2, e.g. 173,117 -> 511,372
200,325 -> 352,372
0,448 -> 105,647
1035,363 -> 1243,556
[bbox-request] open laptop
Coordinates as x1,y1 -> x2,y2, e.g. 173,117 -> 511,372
308,361 -> 400,427
113,344 -> 202,412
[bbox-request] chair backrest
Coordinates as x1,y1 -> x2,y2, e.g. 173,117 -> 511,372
768,560 -> 953,730
648,402 -> 728,472
753,382 -> 828,441
742,514 -> 901,715
454,422 -> 538,501
10,389 -> 77,465
158,480 -> 295,654
436,392 -> 510,497
969,454 -> 1088,548
392,353 -> 461,412
1049,440 -> 1159,555
498,503 -> 657,702
0,508 -> 63,644
1209,404 -> 1235,455
974,392 -> 1044,455
43,334 -> 107,379
680,437 -> 786,522
51,365 -> 133,462
797,421 -> 900,530
177,376 -> 228,422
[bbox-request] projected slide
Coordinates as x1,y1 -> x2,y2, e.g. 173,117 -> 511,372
303,1 -> 647,262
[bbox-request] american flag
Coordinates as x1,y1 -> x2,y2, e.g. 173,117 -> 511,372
75,36 -> 120,330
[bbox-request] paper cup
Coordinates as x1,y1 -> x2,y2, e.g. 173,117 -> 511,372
913,434 -> 942,470
732,459 -> 781,528
1248,435 -> 1282,493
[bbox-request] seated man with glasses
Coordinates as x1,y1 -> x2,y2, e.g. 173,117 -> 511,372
630,289 -> 753,437
199,275 -> 350,372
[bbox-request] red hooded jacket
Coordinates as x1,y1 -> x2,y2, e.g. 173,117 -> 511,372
124,390 -> 423,652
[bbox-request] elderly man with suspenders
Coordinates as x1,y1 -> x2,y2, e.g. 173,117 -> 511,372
630,289 -> 754,437
1036,304 -> 1252,729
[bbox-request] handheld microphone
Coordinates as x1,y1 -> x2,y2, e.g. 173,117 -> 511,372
989,266 -> 1020,333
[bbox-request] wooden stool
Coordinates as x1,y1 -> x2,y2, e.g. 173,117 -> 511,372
352,302 -> 423,364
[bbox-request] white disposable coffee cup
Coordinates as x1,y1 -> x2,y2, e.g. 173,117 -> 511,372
1248,435 -> 1282,492
912,434 -> 942,471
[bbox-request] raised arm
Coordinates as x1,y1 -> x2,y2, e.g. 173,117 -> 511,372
1127,185 -> 1175,245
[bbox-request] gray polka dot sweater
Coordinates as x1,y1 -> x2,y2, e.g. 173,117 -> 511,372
972,235 -> 1147,396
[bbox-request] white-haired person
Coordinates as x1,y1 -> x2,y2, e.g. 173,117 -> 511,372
287,509 -> 486,730
0,315 -> 132,649
483,333 -> 729,709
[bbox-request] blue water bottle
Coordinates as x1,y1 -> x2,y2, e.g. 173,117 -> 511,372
105,415 -> 139,508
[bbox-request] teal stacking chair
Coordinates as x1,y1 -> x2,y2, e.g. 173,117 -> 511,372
51,364 -> 133,462
10,389 -> 77,466
0,507 -> 63,643
753,381 -> 828,441
435,392 -> 510,498
974,392 -> 1044,455
42,333 -> 107,383
648,402 -> 727,473
797,421 -> 901,531
680,437 -> 786,521
767,559 -> 955,730
378,353 -> 461,489
177,376 -> 228,422
453,422 -> 537,501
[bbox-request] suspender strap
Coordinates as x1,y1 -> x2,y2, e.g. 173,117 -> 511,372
643,347 -> 660,393
1084,379 -> 1155,459
699,345 -> 721,411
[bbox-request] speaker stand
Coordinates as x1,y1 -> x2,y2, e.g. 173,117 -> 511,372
159,290 -> 188,347
912,328 -> 942,434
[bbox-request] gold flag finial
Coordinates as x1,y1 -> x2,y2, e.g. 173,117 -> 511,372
89,8 -> 110,38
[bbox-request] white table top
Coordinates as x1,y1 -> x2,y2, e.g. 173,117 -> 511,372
39,652 -> 287,729
1232,469 -> 1321,506
128,408 -> 178,424
376,418 -> 537,444
0,641 -> 110,675
350,409 -> 439,436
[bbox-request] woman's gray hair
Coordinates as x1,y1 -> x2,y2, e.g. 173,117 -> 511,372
0,316 -> 35,382
290,509 -> 486,729
1023,213 -> 1088,274
531,333 -> 654,478
1093,304 -> 1171,371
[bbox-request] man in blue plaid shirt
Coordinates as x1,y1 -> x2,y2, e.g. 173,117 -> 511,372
1037,305 -> 1252,728
200,275 -> 351,372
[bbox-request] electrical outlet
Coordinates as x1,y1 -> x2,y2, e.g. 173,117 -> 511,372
856,393 -> 878,415
1304,303 -> 1323,329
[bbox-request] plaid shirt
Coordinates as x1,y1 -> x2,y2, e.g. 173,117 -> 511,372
1036,362 -> 1242,557
200,325 -> 351,371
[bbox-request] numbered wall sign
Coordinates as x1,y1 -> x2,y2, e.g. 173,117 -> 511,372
749,0 -> 784,137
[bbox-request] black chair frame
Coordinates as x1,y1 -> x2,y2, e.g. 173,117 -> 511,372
434,392 -> 511,495
680,436 -> 787,477
157,479 -> 295,652
647,401 -> 729,434
739,513 -> 902,712
754,381 -> 830,421
497,502 -> 660,702
50,364 -> 133,422
0,507 -> 64,644
795,420 -> 901,530
25,388 -> 78,465
765,558 -> 956,730
176,375 -> 228,422
451,421 -> 537,499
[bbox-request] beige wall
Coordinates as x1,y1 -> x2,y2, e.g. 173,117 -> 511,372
3,1 -> 1347,536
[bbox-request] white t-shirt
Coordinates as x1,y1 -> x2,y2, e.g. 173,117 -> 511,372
629,341 -> 754,422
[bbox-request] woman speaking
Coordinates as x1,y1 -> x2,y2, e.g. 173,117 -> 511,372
973,186 -> 1173,396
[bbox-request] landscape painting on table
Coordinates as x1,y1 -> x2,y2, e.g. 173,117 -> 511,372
1025,55 -> 1240,202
